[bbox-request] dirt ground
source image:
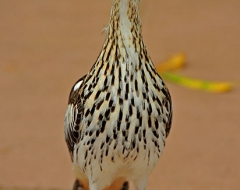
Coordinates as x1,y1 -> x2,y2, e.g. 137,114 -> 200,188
0,0 -> 240,190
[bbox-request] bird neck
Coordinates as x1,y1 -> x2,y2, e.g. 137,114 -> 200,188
109,0 -> 141,38
102,0 -> 143,60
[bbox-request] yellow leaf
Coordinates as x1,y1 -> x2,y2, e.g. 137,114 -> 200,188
156,53 -> 186,72
161,72 -> 233,93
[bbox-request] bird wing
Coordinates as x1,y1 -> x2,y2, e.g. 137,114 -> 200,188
164,87 -> 173,138
64,75 -> 86,160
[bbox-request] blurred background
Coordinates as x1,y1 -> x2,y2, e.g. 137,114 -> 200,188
0,0 -> 240,189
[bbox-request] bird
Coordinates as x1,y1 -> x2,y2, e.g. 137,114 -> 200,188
64,0 -> 172,190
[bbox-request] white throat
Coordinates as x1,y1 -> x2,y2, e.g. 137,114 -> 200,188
111,0 -> 142,64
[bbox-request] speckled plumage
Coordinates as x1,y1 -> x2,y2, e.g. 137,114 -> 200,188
64,0 -> 172,190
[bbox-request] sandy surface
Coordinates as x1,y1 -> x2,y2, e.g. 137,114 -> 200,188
0,0 -> 240,189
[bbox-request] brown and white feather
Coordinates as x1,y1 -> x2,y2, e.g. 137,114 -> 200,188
64,0 -> 172,190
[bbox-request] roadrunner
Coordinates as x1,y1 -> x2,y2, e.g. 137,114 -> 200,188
64,0 -> 172,190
